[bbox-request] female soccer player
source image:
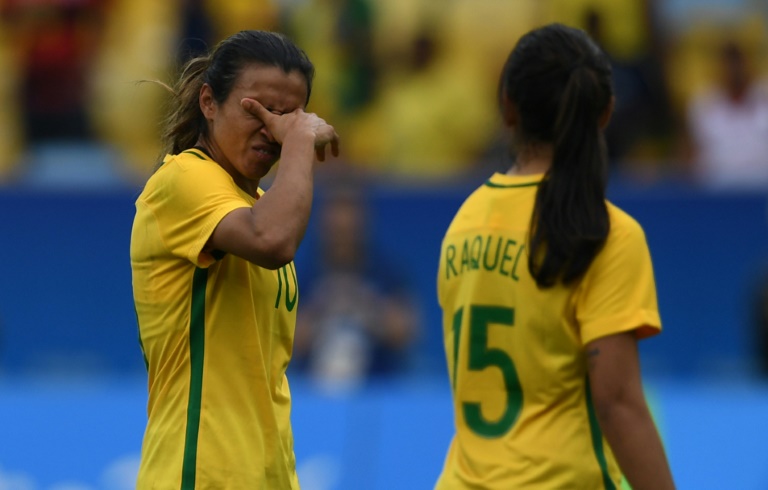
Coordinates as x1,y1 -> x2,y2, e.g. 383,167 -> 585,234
130,30 -> 338,488
435,24 -> 675,489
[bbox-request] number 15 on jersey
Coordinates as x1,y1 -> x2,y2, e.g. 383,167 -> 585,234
452,305 -> 523,438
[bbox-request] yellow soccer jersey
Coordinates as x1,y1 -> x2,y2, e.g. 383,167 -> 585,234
130,149 -> 300,489
435,172 -> 661,489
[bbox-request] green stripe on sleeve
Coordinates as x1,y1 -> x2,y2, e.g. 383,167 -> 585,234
585,378 -> 617,490
181,267 -> 208,490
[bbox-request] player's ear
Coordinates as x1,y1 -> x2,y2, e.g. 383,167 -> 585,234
501,92 -> 518,129
199,83 -> 216,120
599,96 -> 615,130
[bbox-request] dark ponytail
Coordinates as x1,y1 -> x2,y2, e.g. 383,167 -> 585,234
158,56 -> 211,159
500,24 -> 613,288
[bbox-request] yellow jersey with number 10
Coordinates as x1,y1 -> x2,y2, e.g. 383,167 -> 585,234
435,172 -> 661,489
131,149 -> 301,489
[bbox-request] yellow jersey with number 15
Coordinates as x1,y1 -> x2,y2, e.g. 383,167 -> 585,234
131,149 -> 301,490
435,172 -> 661,489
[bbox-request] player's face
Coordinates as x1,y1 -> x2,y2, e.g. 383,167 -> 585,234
200,63 -> 308,194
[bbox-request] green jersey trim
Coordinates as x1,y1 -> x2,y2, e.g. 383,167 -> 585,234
181,267 -> 208,489
585,378 -> 617,490
484,180 -> 541,189
134,305 -> 149,371
183,149 -> 208,161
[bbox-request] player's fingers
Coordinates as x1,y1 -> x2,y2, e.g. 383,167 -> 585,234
240,98 -> 273,122
315,145 -> 326,162
330,131 -> 340,157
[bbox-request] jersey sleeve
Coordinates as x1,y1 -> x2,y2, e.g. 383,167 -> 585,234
144,157 -> 252,268
575,207 -> 661,345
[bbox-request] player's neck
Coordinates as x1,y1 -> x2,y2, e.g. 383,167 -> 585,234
507,146 -> 552,176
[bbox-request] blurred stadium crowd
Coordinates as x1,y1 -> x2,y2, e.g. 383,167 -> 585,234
1,0 -> 768,382
0,0 -> 767,378
0,0 -> 766,187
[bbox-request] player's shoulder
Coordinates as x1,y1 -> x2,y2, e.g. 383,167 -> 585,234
606,201 -> 647,243
143,150 -> 229,195
157,150 -> 223,179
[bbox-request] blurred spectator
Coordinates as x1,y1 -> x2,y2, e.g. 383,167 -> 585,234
0,37 -> 22,179
345,25 -> 497,179
580,1 -> 674,170
89,0 -> 279,181
0,0 -> 127,187
206,0 -> 278,38
283,0 -> 376,142
177,0 -> 282,65
1,0 -> 107,144
333,0 -> 376,115
176,0 -> 216,64
293,185 -> 419,389
684,39 -> 768,190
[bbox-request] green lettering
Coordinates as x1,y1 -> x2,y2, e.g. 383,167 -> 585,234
499,239 -> 517,277
483,235 -> 502,272
511,244 -> 525,282
446,244 -> 458,279
470,236 -> 483,270
461,240 -> 470,273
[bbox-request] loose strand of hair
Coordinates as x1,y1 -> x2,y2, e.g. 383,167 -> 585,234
154,56 -> 211,170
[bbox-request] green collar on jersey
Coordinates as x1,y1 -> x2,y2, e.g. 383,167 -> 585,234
484,180 -> 541,189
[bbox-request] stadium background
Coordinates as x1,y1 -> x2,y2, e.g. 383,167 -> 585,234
1,0 -> 768,488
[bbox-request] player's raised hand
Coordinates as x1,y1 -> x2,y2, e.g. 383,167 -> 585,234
241,97 -> 339,161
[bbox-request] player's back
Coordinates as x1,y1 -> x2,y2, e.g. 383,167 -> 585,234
436,172 -> 622,489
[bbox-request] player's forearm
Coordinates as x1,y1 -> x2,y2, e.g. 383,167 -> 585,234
596,399 -> 675,490
252,132 -> 316,257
